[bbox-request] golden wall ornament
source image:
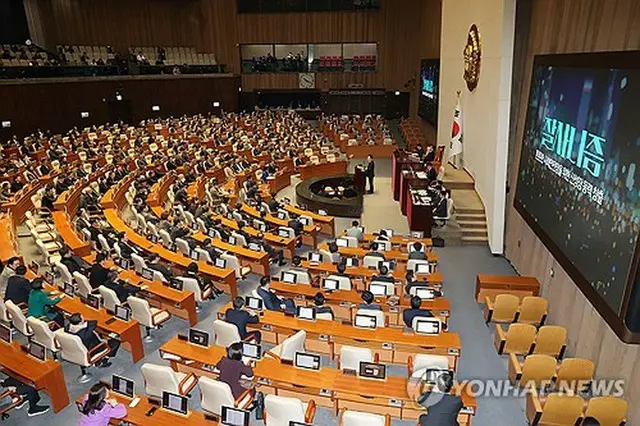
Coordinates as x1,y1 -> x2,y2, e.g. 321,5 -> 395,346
463,24 -> 482,92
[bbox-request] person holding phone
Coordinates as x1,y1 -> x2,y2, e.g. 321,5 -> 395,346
77,382 -> 127,426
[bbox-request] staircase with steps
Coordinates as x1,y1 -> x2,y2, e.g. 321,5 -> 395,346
444,166 -> 489,246
456,210 -> 489,245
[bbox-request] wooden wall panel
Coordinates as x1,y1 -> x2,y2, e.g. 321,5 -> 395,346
505,0 -> 640,422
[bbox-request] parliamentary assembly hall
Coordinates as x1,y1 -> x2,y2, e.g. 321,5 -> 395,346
0,0 -> 638,425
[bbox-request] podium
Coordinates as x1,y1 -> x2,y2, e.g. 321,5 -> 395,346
392,150 -> 423,201
353,166 -> 366,193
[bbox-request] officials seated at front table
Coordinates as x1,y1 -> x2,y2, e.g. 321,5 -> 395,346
225,297 -> 261,343
77,382 -> 127,426
403,296 -> 434,329
66,313 -> 120,368
257,276 -> 296,313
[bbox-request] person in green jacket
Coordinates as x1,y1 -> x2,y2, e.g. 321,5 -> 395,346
27,278 -> 64,327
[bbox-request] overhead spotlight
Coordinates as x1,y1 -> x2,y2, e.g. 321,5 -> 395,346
212,101 -> 220,107
394,91 -> 400,96
238,87 -> 242,92
116,92 -> 122,101
1,121 -> 11,128
152,105 -> 160,111
25,39 -> 32,46
80,112 -> 89,118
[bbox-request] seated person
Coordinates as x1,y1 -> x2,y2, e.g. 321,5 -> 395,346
225,297 -> 261,343
345,220 -> 364,241
417,373 -> 462,426
287,214 -> 304,236
327,242 -> 342,264
253,235 -> 286,266
116,232 -> 138,259
257,276 -> 295,313
60,247 -> 89,275
366,242 -> 385,259
0,375 -> 49,417
0,257 -> 20,297
403,296 -> 434,329
358,290 -> 382,311
373,265 -> 395,283
409,242 -> 428,260
313,292 -> 334,319
66,313 -> 120,367
27,278 -> 64,327
215,343 -> 254,399
89,254 -> 111,290
286,256 -> 311,283
183,262 -> 222,297
77,382 -> 127,426
335,261 -> 348,277
201,238 -> 220,263
4,265 -> 31,305
147,254 -> 174,281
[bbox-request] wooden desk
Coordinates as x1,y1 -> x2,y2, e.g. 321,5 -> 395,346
47,286 -> 145,363
103,209 -> 238,297
0,341 -> 69,413
0,183 -> 41,227
268,172 -> 292,195
192,231 -> 270,276
299,161 -> 348,181
270,281 -> 450,326
475,274 -> 541,302
75,392 -> 215,425
356,233 -> 433,249
392,151 -> 422,201
284,204 -> 335,237
53,211 -> 92,257
0,212 -> 21,262
241,203 -> 318,248
318,242 -> 439,268
160,337 -> 476,424
218,302 -> 461,369
344,143 -> 396,159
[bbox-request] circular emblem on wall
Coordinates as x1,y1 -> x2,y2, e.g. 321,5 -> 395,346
463,24 -> 482,92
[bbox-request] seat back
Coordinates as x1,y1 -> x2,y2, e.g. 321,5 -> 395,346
0,298 -> 9,323
28,317 -> 58,352
178,277 -> 204,302
199,376 -> 235,416
342,410 -> 386,426
368,281 -> 394,296
518,296 -> 548,324
98,286 -> 121,312
127,296 -> 153,327
327,274 -> 351,291
504,323 -> 537,355
141,363 -> 180,398
213,319 -> 241,347
73,271 -> 93,299
520,354 -> 557,388
278,227 -> 295,239
339,346 -> 373,372
285,269 -> 310,285
363,255 -> 382,268
538,394 -> 584,425
54,329 -> 89,366
131,253 -> 146,273
584,396 -> 628,426
411,354 -> 450,379
533,325 -> 567,358
342,236 -> 358,248
195,248 -> 212,263
492,294 -> 520,323
319,249 -> 333,263
407,259 -> 432,274
221,253 -> 243,279
97,234 -> 110,252
555,358 -> 595,392
279,330 -> 306,361
373,240 -> 391,251
55,261 -> 73,283
159,229 -> 172,247
175,238 -> 191,256
264,395 -> 306,426
5,300 -> 32,336
355,309 -> 385,328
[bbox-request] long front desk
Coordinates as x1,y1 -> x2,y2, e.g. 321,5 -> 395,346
299,161 -> 348,181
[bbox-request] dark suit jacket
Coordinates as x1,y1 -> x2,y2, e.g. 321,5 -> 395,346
89,263 -> 110,289
403,308 -> 434,328
118,241 -> 138,259
366,161 -> 375,177
418,393 -> 463,426
4,276 -> 31,305
257,287 -> 283,311
225,308 -> 259,339
372,275 -> 395,283
66,320 -> 102,350
409,251 -> 428,260
148,263 -> 173,280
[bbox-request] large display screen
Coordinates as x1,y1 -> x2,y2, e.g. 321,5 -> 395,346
515,52 -> 640,316
418,59 -> 439,126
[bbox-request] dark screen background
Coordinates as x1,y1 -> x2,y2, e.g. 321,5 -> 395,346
515,62 -> 640,314
418,59 -> 439,127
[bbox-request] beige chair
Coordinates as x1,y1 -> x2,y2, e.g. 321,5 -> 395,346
407,259 -> 432,274
338,346 -> 374,372
265,330 -> 306,362
0,298 -> 11,326
54,329 -> 110,383
195,248 -> 213,263
264,395 -> 316,426
517,296 -> 548,326
407,354 -> 450,379
368,280 -> 394,297
326,274 -> 352,291
282,269 -> 311,285
212,319 -> 246,347
140,363 -> 197,399
508,353 -> 557,388
355,308 -> 386,328
175,238 -> 191,256
363,255 -> 382,269
341,410 -> 389,426
127,296 -> 171,342
27,317 -> 60,358
177,277 -> 212,306
131,253 -> 146,274
495,323 -> 537,356
5,300 -> 33,338
98,286 -> 121,313
342,236 -> 359,248
554,358 -> 595,393
532,325 -> 567,359
55,261 -> 73,284
584,396 -> 627,426
198,376 -> 254,417
484,294 -> 520,324
221,253 -> 251,279
73,271 -> 95,299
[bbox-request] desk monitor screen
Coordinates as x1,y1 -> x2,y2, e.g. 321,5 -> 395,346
381,229 -> 394,237
296,306 -> 316,321
64,283 -> 76,297
259,223 -> 267,232
278,229 -> 289,238
115,305 -> 131,322
28,341 -> 46,361
242,342 -> 261,359
424,368 -> 452,385
245,296 -> 263,311
308,252 -> 322,263
228,236 -> 236,245
190,250 -> 199,261
248,242 -> 262,252
369,283 -> 387,296
141,268 -> 154,280
215,258 -> 227,269
188,329 -> 209,347
162,391 -> 188,416
335,238 -> 348,248
379,260 -> 394,270
29,261 -> 39,274
281,271 -> 297,284
87,294 -> 100,309
43,271 -> 55,285
323,278 -> 339,291
221,406 -> 250,426
345,257 -> 358,267
0,323 -> 10,344
299,217 -> 309,226
118,258 -> 130,269
277,212 -> 286,220
318,209 -> 327,216
415,263 -> 431,274
112,375 -> 135,398
294,352 -> 320,370
208,228 -> 217,238
169,278 -> 184,291
415,318 -> 441,335
359,361 -> 386,380
149,234 -> 159,244
415,287 -> 435,300
354,314 -> 377,329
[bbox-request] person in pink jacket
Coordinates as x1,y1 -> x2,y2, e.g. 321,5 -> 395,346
77,382 -> 127,426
